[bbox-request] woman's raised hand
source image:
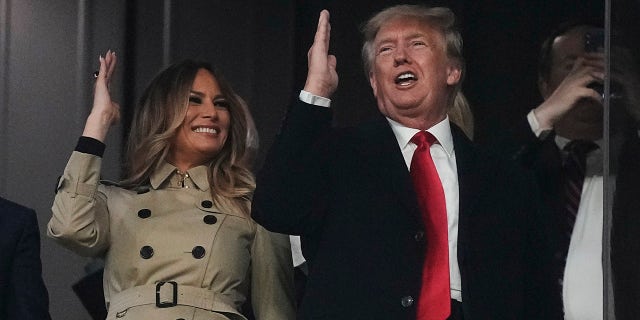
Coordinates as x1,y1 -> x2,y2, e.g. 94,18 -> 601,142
82,50 -> 120,142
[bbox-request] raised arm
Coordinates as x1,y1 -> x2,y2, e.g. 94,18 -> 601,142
48,51 -> 117,257
252,11 -> 337,234
303,10 -> 339,98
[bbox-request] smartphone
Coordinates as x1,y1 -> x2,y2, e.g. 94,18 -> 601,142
584,27 -> 604,52
585,28 -> 605,95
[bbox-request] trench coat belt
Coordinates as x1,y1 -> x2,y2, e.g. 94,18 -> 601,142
108,282 -> 242,316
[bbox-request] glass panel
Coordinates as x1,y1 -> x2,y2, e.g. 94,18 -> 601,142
609,0 -> 640,319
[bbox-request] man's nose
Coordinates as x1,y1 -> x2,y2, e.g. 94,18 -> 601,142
393,46 -> 410,66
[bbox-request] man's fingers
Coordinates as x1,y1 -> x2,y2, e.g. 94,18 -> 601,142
313,10 -> 331,53
328,55 -> 337,70
585,88 -> 604,102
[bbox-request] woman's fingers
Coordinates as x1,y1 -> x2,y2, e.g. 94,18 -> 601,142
105,51 -> 117,83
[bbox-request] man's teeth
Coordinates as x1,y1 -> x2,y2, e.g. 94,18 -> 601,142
395,72 -> 417,84
194,127 -> 218,134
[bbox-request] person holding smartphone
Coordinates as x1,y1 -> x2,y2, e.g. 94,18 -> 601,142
511,20 -> 606,320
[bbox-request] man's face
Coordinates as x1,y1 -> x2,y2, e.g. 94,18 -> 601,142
543,26 -> 603,136
368,17 -> 461,129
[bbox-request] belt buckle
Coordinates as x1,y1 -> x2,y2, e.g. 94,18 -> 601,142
155,281 -> 177,308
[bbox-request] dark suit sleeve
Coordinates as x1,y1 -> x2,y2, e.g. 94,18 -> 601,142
508,114 -> 549,163
252,100 -> 333,235
8,208 -> 51,320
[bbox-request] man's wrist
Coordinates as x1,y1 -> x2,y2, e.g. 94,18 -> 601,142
527,110 -> 552,139
299,90 -> 331,108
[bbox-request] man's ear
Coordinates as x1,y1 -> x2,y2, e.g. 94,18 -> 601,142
369,71 -> 378,97
446,64 -> 462,85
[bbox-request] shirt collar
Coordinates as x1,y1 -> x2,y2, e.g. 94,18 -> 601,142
150,161 -> 211,191
387,116 -> 455,157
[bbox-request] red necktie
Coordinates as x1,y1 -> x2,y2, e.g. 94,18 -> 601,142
410,131 -> 450,320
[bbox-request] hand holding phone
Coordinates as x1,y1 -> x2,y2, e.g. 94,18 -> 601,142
585,28 -> 605,95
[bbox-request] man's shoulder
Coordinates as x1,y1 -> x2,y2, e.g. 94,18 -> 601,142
334,116 -> 396,148
348,114 -> 394,137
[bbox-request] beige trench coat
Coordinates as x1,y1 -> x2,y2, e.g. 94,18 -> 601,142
48,151 -> 295,320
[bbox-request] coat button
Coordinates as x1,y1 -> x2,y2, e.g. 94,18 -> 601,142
140,246 -> 154,259
203,215 -> 217,225
401,295 -> 414,307
137,209 -> 151,219
414,231 -> 424,242
192,246 -> 206,259
201,200 -> 213,208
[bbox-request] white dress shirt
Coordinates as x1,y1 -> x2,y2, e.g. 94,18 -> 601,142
557,136 -> 604,320
528,111 -> 604,320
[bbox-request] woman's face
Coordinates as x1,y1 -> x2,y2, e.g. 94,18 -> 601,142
169,69 -> 231,170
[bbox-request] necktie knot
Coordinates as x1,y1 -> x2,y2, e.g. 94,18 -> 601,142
411,131 -> 438,151
563,140 -> 598,171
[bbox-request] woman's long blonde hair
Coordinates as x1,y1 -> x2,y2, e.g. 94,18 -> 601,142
122,60 -> 255,216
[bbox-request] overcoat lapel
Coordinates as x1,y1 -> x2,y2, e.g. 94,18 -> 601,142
356,117 -> 423,223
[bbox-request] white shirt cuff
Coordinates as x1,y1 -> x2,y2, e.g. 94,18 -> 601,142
299,90 -> 331,108
289,235 -> 306,267
527,110 -> 551,138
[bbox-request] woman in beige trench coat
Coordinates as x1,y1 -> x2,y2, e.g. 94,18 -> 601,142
48,51 -> 295,320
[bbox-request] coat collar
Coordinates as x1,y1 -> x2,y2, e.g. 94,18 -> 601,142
387,116 -> 455,159
150,162 -> 211,191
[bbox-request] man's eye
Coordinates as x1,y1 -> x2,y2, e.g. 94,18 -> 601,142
189,96 -> 202,104
412,41 -> 426,47
378,47 -> 393,55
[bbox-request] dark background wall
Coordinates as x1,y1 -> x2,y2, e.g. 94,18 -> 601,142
125,1 -> 296,172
